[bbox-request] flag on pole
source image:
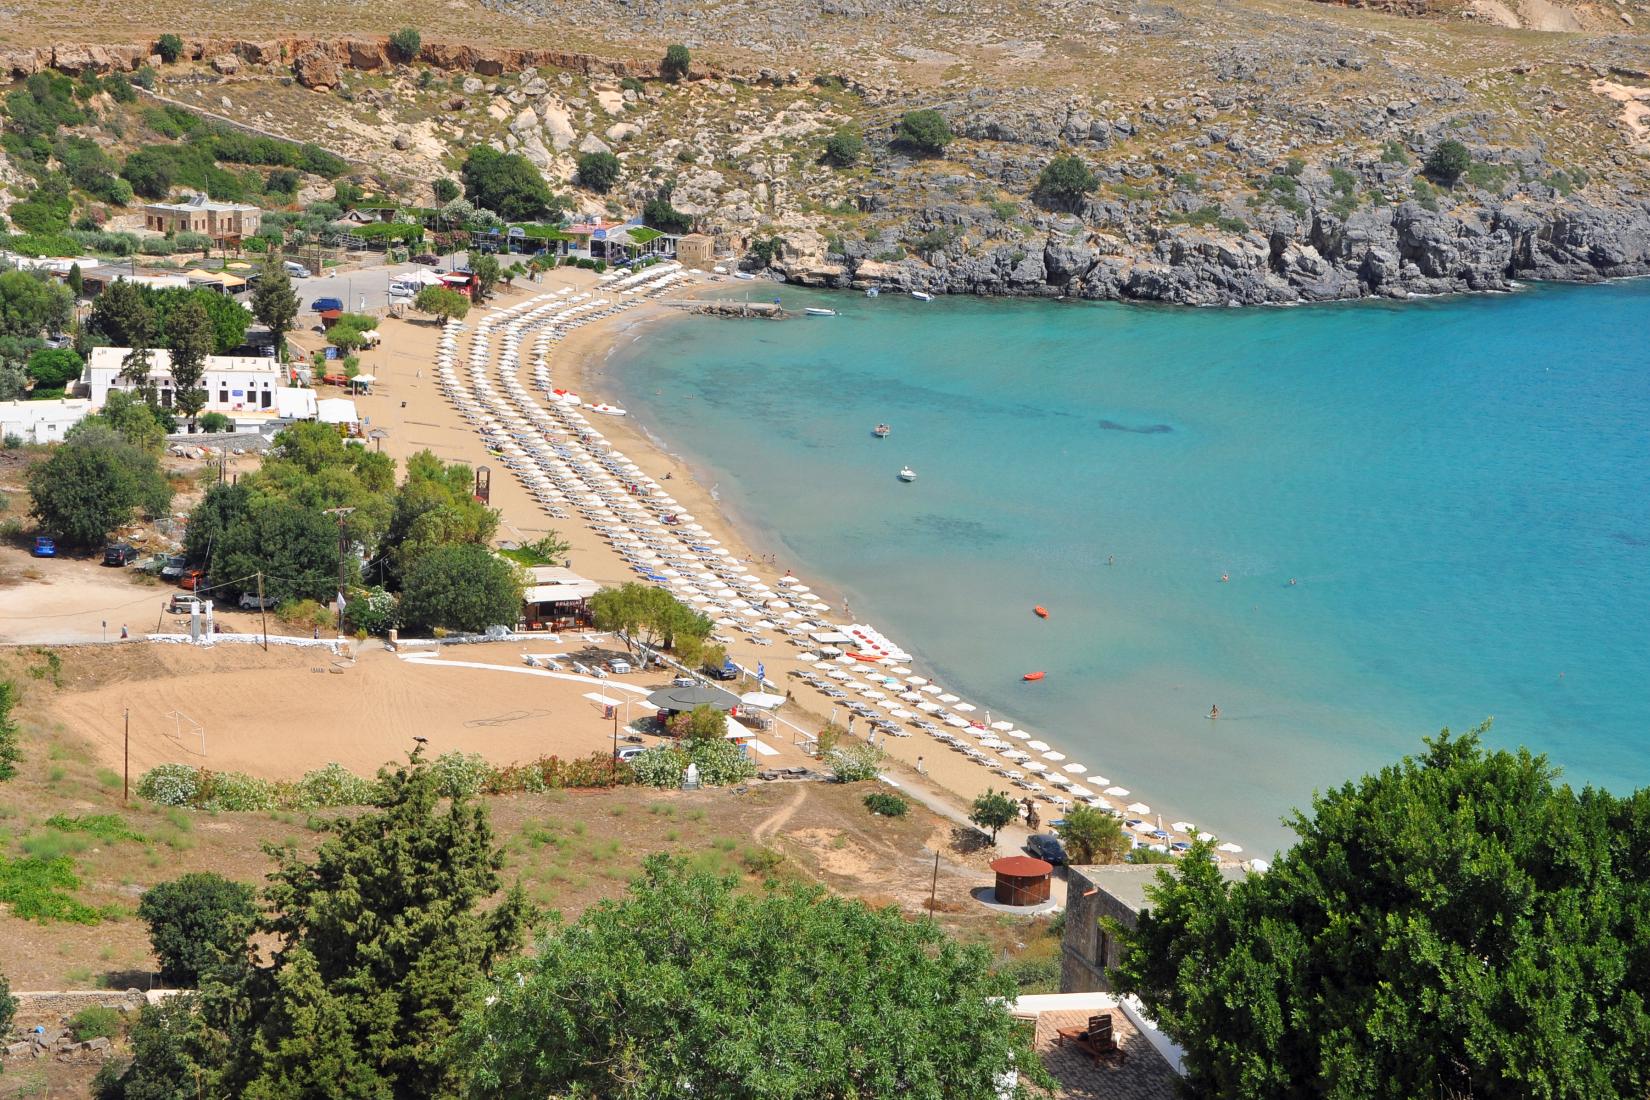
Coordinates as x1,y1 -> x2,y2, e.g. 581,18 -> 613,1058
757,662 -> 766,684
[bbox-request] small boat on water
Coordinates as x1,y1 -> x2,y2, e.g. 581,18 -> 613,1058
898,466 -> 917,482
873,423 -> 891,438
910,290 -> 934,301
865,286 -> 880,298
734,272 -> 757,281
1023,671 -> 1046,682
1034,606 -> 1049,619
805,307 -> 837,317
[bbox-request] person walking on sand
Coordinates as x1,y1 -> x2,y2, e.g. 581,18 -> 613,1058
916,755 -> 925,775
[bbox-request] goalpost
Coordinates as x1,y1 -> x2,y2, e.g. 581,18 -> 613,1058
162,709 -> 206,757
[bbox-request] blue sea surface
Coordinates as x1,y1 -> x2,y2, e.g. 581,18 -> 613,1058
600,282 -> 1650,856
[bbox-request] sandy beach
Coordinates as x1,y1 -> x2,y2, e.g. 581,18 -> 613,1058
253,269 -> 1228,859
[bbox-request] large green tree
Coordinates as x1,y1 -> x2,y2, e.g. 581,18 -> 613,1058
25,347 -> 83,391
461,855 -> 1048,1098
28,424 -> 171,547
412,285 -> 469,324
471,254 -> 501,300
896,109 -> 953,156
0,268 -> 73,340
379,450 -> 497,585
251,259 -> 299,360
167,295 -> 215,430
1054,803 -> 1129,863
1035,154 -> 1098,211
459,146 -> 560,222
137,872 -> 259,987
1113,727 -> 1650,1100
399,543 -> 522,633
576,150 -> 621,193
968,788 -> 1019,844
589,582 -> 711,657
212,497 -> 340,603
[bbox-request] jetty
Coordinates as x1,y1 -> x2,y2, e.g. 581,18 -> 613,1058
672,299 -> 787,318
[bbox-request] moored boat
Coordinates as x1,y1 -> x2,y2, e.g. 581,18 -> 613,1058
1023,671 -> 1045,681
865,286 -> 880,297
910,290 -> 933,301
734,271 -> 757,280
873,423 -> 891,438
898,466 -> 917,482
805,307 -> 837,316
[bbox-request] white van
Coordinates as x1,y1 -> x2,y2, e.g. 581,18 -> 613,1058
283,261 -> 312,278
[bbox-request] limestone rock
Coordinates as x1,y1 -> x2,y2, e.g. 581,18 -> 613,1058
539,99 -> 576,150
211,53 -> 240,75
578,133 -> 612,155
294,49 -> 340,90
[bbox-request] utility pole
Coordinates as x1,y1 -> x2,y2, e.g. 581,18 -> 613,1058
123,708 -> 130,805
322,507 -> 356,634
257,571 -> 268,651
928,850 -> 940,922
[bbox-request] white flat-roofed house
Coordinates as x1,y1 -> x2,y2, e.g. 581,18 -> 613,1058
0,398 -> 93,444
86,346 -> 283,413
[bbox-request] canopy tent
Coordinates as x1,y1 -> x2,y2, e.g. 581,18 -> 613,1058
645,684 -> 741,712
739,691 -> 787,709
315,397 -> 360,425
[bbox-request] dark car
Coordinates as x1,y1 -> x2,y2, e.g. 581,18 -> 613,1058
102,543 -> 139,566
703,664 -> 739,681
159,554 -> 187,580
412,254 -> 439,266
311,297 -> 345,313
1025,833 -> 1068,865
31,536 -> 56,557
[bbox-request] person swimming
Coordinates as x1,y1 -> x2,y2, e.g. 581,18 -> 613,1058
1288,577 -> 1297,586
1220,572 -> 1230,583
1209,704 -> 1220,719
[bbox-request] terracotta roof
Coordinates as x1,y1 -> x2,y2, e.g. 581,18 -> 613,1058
990,855 -> 1052,877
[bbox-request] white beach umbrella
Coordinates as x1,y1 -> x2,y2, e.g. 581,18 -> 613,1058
1024,762 -> 1047,773
1007,729 -> 1030,740
920,684 -> 942,695
1104,786 -> 1130,797
1002,750 -> 1029,761
1197,831 -> 1218,843
906,676 -> 928,685
1217,842 -> 1244,854
898,691 -> 923,702
1127,802 -> 1152,815
938,693 -> 960,704
1069,785 -> 1095,798
990,721 -> 1014,731
1131,821 -> 1155,833
1063,763 -> 1087,774
1087,774 -> 1110,785
812,662 -> 834,670
953,702 -> 976,713
1042,751 -> 1066,762
1048,774 -> 1073,788
795,652 -> 818,662
917,702 -> 942,713
1171,821 -> 1196,833
944,714 -> 970,728
1026,740 -> 1051,752
1247,859 -> 1272,873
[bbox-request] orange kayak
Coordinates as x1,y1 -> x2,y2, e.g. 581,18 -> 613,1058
1023,671 -> 1045,681
1034,606 -> 1049,618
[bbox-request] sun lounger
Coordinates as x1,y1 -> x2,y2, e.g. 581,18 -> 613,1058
1055,1013 -> 1126,1067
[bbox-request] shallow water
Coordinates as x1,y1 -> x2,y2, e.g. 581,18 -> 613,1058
603,281 -> 1650,855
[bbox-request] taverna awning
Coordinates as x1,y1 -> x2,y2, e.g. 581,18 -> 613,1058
645,684 -> 741,712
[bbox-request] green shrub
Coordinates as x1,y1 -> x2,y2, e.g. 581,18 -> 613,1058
138,871 -> 257,985
662,44 -> 691,82
896,109 -> 952,155
0,855 -> 104,923
827,743 -> 884,783
431,751 -> 491,798
44,813 -> 145,844
1424,139 -> 1472,187
1379,140 -> 1410,165
863,791 -> 908,817
294,762 -> 379,808
823,128 -> 863,168
388,27 -> 422,63
620,76 -> 645,95
197,411 -> 232,432
155,34 -> 184,64
68,1005 -> 122,1040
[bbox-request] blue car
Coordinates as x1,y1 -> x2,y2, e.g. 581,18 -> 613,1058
32,536 -> 56,557
1025,833 -> 1068,865
311,297 -> 344,313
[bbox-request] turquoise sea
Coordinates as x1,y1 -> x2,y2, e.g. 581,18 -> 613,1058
601,281 -> 1650,856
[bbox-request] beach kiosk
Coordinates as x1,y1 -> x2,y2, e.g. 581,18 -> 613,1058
991,855 -> 1054,906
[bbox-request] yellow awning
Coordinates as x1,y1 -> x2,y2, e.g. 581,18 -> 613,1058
185,268 -> 246,287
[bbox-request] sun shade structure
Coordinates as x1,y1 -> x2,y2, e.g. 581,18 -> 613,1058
645,684 -> 742,712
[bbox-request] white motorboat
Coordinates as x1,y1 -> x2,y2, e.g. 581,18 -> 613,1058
910,290 -> 933,301
865,286 -> 880,298
898,466 -> 917,482
734,272 -> 757,280
805,307 -> 837,316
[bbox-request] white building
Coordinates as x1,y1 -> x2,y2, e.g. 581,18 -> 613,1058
86,346 -> 285,413
0,398 -> 93,444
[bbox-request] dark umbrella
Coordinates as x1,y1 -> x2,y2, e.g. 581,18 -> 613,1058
644,684 -> 742,713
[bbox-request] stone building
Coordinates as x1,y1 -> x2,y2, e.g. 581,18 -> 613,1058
1061,863 -> 1250,992
676,233 -> 715,269
143,193 -> 262,246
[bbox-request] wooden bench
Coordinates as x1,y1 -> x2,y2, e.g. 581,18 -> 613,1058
1055,1012 -> 1127,1066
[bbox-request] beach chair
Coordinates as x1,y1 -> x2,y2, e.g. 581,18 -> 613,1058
1055,1013 -> 1126,1067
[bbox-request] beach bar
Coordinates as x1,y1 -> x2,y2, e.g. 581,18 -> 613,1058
991,856 -> 1054,906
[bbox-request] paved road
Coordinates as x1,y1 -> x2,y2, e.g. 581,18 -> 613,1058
288,251 -> 474,317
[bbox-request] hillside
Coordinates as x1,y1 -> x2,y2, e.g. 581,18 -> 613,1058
2,0 -> 1650,302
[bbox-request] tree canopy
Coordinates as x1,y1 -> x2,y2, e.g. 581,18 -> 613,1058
460,146 -> 561,222
577,150 -> 621,193
25,346 -> 83,391
896,109 -> 953,156
0,268 -> 73,341
662,44 -> 691,82
1035,154 -> 1098,210
137,872 -> 259,987
388,27 -> 422,63
1112,727 -> 1650,1100
969,787 -> 1019,843
823,127 -> 864,168
1054,803 -> 1128,864
212,496 -> 340,604
460,855 -> 1047,1099
106,751 -> 533,1100
28,422 -> 171,547
589,582 -> 711,656
379,449 -> 497,584
412,285 -> 469,323
1425,139 -> 1473,187
399,543 -> 523,634
167,294 -> 215,429
251,258 -> 299,359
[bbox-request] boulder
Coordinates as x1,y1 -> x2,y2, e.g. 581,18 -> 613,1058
211,53 -> 241,75
294,49 -> 340,89
346,38 -> 388,70
578,133 -> 613,155
238,40 -> 283,65
540,100 -> 576,150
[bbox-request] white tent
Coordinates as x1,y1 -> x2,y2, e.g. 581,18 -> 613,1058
740,691 -> 786,709
316,397 -> 360,425
274,387 -> 318,420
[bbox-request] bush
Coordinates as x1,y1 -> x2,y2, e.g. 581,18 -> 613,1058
343,585 -> 400,635
577,150 -> 621,193
631,737 -> 755,789
197,411 -> 232,432
1035,154 -> 1097,210
68,1006 -> 122,1041
431,752 -> 491,799
823,128 -> 863,167
432,177 -> 460,203
400,543 -> 522,634
155,34 -> 184,64
26,347 -> 82,390
293,762 -> 378,808
826,743 -> 884,783
896,109 -> 952,155
620,76 -> 645,95
863,791 -> 908,817
662,44 -> 691,82
137,872 -> 257,985
1424,139 -> 1471,187
389,27 -> 422,63
276,597 -> 332,633
132,65 -> 157,90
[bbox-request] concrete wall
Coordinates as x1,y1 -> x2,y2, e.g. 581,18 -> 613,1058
1060,865 -> 1138,993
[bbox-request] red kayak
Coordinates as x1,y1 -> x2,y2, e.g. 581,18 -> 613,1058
1023,671 -> 1045,682
1034,606 -> 1049,618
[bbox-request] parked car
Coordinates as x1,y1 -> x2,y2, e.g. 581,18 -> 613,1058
31,536 -> 56,557
179,568 -> 206,591
283,261 -> 312,278
238,593 -> 277,610
614,745 -> 649,763
411,253 -> 438,266
42,333 -> 72,350
168,593 -> 203,615
102,543 -> 139,566
703,663 -> 738,681
671,675 -> 697,687
159,554 -> 187,580
1025,833 -> 1068,865
311,297 -> 344,313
